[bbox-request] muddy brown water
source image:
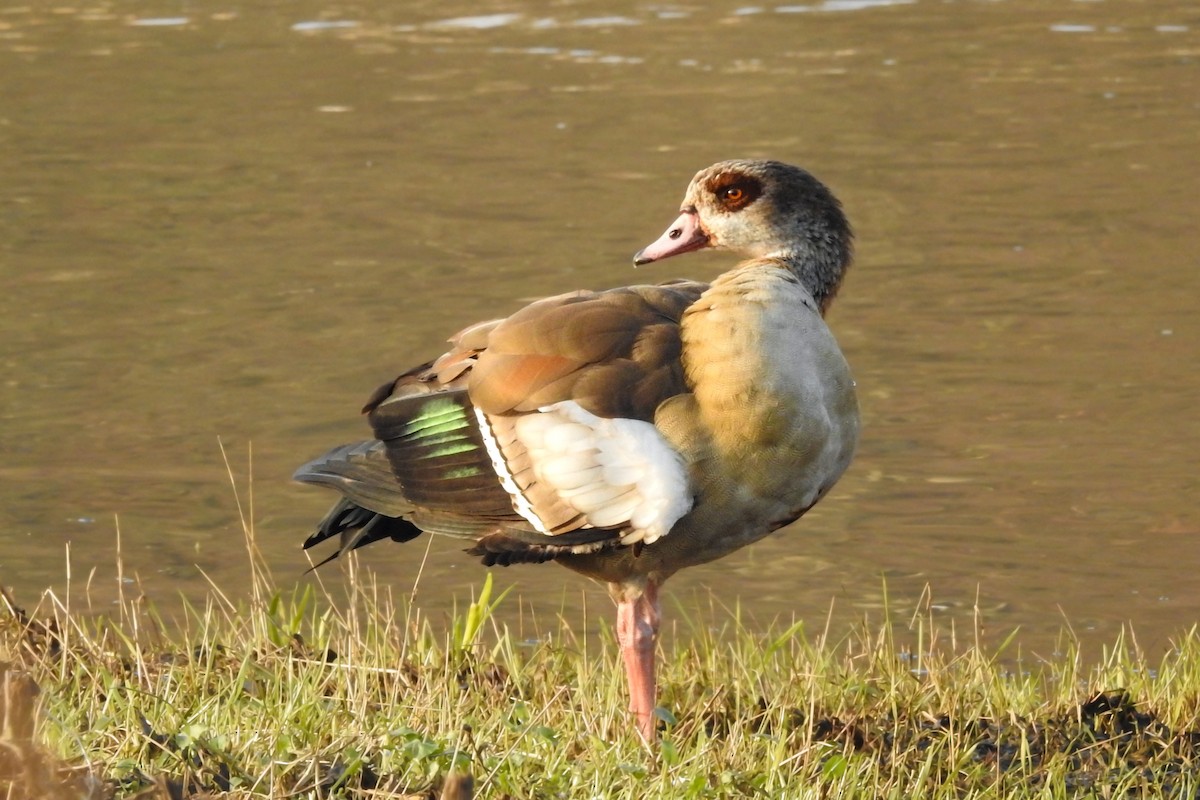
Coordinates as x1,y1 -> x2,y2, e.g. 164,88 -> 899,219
1,0 -> 1197,660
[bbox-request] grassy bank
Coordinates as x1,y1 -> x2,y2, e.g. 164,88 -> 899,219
2,534 -> 1199,799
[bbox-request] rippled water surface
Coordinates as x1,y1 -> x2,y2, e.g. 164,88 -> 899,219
2,0 -> 1197,657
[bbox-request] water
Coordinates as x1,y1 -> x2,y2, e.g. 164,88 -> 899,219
1,0 -> 1197,659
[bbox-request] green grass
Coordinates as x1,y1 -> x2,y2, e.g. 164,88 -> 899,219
2,460 -> 1198,799
3,541 -> 1199,799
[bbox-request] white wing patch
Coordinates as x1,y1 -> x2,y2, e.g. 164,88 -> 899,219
473,406 -> 550,534
514,401 -> 692,545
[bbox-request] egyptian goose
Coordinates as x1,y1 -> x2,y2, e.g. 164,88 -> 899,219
295,159 -> 859,741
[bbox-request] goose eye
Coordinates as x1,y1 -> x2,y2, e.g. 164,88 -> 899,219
706,174 -> 761,209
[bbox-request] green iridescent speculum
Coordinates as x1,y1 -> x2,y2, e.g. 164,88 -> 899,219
400,398 -> 485,465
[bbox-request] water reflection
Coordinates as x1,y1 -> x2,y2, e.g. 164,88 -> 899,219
291,21 -> 361,32
0,0 -> 1197,661
427,14 -> 525,31
774,1 -> 917,12
129,18 -> 191,27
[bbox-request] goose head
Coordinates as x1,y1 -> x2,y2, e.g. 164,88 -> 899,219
634,159 -> 853,311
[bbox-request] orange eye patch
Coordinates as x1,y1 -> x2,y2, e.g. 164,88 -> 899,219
706,173 -> 761,211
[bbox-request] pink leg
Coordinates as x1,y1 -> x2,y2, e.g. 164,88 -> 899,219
616,582 -> 660,741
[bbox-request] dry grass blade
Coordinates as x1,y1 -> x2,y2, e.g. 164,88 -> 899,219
0,663 -> 105,800
0,456 -> 1197,797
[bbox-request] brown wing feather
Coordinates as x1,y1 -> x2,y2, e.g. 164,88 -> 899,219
349,280 -> 708,560
469,283 -> 706,418
467,353 -> 581,413
368,282 -> 706,414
